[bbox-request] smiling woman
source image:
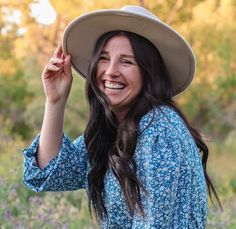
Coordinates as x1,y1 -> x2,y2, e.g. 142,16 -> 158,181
22,5 -> 221,229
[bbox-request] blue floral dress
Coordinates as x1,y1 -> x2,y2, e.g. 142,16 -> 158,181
23,106 -> 208,228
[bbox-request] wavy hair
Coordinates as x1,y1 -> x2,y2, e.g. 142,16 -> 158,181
84,31 -> 221,219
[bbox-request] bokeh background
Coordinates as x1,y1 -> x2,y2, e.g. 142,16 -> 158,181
0,0 -> 236,228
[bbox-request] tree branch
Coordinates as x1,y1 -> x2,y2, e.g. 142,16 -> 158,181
165,0 -> 183,24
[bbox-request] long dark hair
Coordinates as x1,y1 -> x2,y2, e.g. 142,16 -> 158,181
84,31 -> 221,220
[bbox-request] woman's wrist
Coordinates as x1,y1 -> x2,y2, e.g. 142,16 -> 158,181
45,98 -> 67,110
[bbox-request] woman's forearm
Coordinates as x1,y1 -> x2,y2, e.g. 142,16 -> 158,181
37,100 -> 66,169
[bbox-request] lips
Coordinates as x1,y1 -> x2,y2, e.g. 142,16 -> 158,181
104,80 -> 125,90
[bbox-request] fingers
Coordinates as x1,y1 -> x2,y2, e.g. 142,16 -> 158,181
49,57 -> 64,65
47,57 -> 64,71
48,54 -> 65,70
42,63 -> 62,79
43,44 -> 71,79
46,64 -> 60,71
53,43 -> 63,58
63,55 -> 72,75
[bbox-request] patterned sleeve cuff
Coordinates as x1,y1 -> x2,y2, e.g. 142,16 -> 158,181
22,133 -> 71,192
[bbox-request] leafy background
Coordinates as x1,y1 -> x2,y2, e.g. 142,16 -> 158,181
0,0 -> 236,228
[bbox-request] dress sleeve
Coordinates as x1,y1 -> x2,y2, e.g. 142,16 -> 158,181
23,133 -> 88,192
133,125 -> 193,228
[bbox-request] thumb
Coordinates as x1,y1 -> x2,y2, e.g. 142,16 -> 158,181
64,55 -> 72,76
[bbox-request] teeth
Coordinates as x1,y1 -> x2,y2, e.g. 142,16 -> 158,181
105,81 -> 125,90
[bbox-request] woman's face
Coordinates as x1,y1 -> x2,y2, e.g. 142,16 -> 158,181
96,35 -> 143,120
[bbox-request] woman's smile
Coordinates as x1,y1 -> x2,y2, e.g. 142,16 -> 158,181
104,80 -> 126,90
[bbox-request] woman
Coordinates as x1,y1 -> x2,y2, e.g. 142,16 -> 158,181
23,5 -> 220,228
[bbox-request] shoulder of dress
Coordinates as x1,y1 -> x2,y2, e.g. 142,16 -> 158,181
73,134 -> 87,151
138,105 -> 183,132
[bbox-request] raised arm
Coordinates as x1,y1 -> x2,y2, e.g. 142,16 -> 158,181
37,44 -> 72,169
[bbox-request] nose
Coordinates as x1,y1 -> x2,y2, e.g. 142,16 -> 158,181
105,60 -> 120,77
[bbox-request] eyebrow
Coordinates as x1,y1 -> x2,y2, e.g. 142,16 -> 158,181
101,51 -> 135,59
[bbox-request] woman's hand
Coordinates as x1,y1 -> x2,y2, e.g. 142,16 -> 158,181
42,44 -> 73,105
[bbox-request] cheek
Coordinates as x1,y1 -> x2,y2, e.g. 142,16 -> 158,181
133,71 -> 143,92
96,76 -> 103,90
96,66 -> 102,82
96,64 -> 105,81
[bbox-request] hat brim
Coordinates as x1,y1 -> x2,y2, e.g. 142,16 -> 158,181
62,9 -> 196,96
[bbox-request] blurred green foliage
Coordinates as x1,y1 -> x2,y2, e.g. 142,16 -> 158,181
0,0 -> 236,228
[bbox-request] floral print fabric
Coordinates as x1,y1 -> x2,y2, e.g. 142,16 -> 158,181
23,106 -> 208,228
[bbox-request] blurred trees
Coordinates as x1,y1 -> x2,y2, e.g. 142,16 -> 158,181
0,0 -> 33,139
179,0 -> 236,139
0,0 -> 235,141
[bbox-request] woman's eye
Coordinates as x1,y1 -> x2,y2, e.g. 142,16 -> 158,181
122,59 -> 133,64
99,55 -> 109,61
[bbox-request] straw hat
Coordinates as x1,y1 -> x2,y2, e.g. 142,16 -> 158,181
62,5 -> 196,96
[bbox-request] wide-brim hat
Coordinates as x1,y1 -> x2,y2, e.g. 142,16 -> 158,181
62,5 -> 196,96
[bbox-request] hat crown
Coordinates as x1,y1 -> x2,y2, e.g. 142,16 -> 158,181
121,5 -> 159,20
